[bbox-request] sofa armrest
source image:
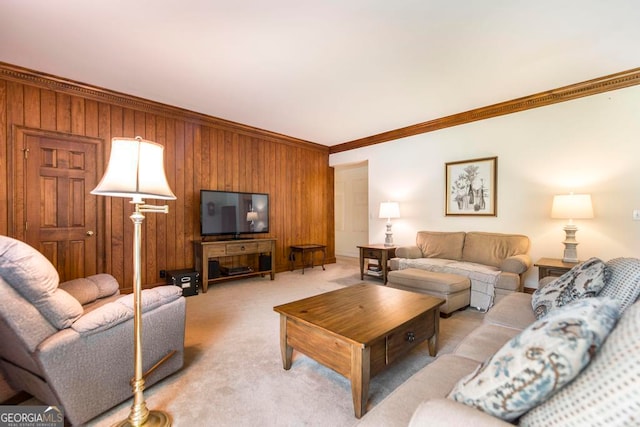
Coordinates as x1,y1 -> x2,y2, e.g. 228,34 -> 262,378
500,254 -> 532,275
409,398 -> 513,426
36,296 -> 185,425
395,246 -> 423,259
71,285 -> 182,335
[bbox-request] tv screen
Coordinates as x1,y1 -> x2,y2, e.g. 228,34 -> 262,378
200,190 -> 269,237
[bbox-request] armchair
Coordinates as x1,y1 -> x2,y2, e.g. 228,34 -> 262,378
0,235 -> 186,426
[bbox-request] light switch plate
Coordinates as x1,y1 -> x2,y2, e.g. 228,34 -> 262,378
633,210 -> 640,221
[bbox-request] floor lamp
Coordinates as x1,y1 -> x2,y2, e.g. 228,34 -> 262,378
91,136 -> 176,427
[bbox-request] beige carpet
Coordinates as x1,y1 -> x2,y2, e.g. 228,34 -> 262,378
83,259 -> 483,426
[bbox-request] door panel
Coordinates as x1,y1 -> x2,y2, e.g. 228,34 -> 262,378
23,134 -> 99,282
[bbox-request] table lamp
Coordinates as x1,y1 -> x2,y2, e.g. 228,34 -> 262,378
379,201 -> 400,247
551,193 -> 593,263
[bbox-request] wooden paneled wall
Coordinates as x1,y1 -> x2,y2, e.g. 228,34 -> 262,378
0,63 -> 335,291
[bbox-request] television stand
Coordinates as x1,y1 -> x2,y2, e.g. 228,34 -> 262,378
220,265 -> 253,276
193,238 -> 276,292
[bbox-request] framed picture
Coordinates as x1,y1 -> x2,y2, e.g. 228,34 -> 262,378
445,156 -> 497,216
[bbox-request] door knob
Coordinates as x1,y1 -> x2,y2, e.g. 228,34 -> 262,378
86,230 -> 95,236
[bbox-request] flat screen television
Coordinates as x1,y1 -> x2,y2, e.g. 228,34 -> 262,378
200,190 -> 269,238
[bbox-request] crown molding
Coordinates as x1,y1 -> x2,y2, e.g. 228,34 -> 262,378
0,62 -> 327,152
330,67 -> 640,154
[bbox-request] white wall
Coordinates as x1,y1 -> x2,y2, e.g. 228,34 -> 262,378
330,85 -> 640,288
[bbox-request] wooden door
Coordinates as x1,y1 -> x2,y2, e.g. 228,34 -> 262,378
22,134 -> 99,282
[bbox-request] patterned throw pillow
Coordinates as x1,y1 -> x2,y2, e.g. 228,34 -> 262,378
532,257 -> 608,319
448,297 -> 620,421
600,257 -> 640,312
520,300 -> 640,426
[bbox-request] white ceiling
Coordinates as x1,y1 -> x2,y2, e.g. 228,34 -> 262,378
1,1 -> 640,146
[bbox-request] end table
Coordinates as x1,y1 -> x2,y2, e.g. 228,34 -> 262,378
534,257 -> 578,279
357,244 -> 396,284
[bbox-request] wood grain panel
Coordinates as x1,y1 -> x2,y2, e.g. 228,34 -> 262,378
1,64 -> 334,292
0,80 -> 7,233
23,86 -> 40,128
40,89 -> 56,131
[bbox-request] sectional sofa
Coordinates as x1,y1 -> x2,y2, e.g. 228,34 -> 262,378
359,256 -> 640,426
389,231 -> 532,311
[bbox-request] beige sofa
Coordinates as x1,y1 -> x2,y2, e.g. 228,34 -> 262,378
357,257 -> 640,426
389,231 -> 532,310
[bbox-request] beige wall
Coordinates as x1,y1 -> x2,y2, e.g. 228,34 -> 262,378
334,161 -> 369,257
330,85 -> 640,288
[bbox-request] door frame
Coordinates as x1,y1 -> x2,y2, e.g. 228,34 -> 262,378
9,125 -> 106,272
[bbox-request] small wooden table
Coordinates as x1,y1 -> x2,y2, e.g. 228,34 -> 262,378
534,257 -> 578,279
274,284 -> 443,418
289,244 -> 326,274
358,244 -> 396,284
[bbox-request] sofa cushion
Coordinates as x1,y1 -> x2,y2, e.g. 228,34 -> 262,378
416,231 -> 465,260
387,269 -> 470,294
531,257 -> 608,319
59,274 -> 120,306
0,235 -> 82,329
461,232 -> 529,268
87,274 -> 120,299
600,257 -> 640,312
484,292 -> 535,330
453,323 -> 521,363
520,300 -> 640,426
410,399 -> 511,427
59,278 -> 100,305
448,297 -> 620,421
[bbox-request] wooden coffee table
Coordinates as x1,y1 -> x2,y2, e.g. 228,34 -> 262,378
273,283 -> 444,418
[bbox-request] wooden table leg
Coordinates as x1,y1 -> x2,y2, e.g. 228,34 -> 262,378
279,315 -> 293,370
301,249 -> 306,274
289,249 -> 294,272
427,309 -> 440,357
350,344 -> 371,419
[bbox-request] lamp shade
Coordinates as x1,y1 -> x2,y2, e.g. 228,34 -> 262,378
91,137 -> 176,201
379,202 -> 400,219
551,194 -> 593,219
246,211 -> 259,221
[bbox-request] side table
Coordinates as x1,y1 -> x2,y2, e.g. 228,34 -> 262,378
289,244 -> 327,274
534,257 -> 577,279
358,244 -> 396,284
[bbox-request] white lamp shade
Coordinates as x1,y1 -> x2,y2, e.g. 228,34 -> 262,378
379,202 -> 400,219
91,137 -> 176,201
551,194 -> 593,219
246,211 -> 259,221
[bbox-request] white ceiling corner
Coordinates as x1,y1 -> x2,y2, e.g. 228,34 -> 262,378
1,0 -> 639,145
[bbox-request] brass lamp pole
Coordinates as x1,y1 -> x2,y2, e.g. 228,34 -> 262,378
91,136 -> 176,427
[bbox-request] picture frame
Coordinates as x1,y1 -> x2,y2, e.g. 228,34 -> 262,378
445,156 -> 497,216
